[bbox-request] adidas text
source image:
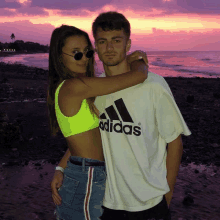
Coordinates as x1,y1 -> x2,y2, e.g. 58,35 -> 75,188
99,120 -> 141,136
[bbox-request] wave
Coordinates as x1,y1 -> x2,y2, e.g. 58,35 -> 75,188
151,61 -> 220,76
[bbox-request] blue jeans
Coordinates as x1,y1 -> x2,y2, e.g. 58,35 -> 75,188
54,156 -> 106,220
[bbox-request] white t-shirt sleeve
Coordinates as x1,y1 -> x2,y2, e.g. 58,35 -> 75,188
155,90 -> 191,143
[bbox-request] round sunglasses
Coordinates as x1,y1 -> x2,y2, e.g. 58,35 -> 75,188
62,50 -> 94,60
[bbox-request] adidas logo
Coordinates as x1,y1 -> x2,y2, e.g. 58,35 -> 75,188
99,98 -> 141,136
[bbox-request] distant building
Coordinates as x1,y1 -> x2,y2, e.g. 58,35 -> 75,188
0,49 -> 16,52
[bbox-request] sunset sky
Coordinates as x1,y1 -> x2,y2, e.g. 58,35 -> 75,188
0,0 -> 220,51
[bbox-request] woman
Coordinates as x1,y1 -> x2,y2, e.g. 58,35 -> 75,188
47,24 -> 148,220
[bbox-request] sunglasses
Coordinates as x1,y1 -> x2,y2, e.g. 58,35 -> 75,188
62,50 -> 94,60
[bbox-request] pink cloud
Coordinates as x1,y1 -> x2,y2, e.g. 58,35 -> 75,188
0,0 -> 219,17
0,0 -> 21,9
16,6 -> 49,16
30,0 -> 111,11
56,9 -> 90,16
130,28 -> 220,51
176,0 -> 220,14
0,8 -> 17,16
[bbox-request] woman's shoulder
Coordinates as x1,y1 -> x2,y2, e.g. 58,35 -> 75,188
60,77 -> 84,96
59,78 -> 78,99
58,79 -> 83,117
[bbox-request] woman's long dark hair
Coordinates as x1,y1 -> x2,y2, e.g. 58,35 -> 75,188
47,25 -> 99,136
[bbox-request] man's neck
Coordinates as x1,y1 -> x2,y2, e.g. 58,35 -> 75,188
103,57 -> 131,77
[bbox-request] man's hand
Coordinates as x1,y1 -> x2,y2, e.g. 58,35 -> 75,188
51,170 -> 64,206
165,135 -> 183,209
165,189 -> 174,208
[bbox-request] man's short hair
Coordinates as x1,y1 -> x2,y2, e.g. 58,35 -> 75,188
92,11 -> 131,42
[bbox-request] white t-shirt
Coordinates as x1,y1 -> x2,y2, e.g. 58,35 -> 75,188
95,71 -> 191,212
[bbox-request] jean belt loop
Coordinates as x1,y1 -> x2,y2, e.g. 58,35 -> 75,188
82,158 -> 85,173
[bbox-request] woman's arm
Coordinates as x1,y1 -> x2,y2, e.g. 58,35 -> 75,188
57,148 -> 71,170
63,59 -> 148,100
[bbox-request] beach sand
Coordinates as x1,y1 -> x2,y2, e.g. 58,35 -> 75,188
0,62 -> 220,219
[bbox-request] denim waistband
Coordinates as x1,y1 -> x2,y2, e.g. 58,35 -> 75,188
69,156 -> 105,165
67,156 -> 106,173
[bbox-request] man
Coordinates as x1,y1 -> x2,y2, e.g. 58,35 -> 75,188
52,11 -> 191,220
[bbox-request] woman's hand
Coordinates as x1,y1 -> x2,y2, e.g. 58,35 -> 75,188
130,60 -> 148,79
127,50 -> 149,67
51,170 -> 64,206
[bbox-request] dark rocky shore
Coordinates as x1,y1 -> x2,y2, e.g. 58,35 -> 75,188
0,61 -> 219,167
0,62 -> 220,220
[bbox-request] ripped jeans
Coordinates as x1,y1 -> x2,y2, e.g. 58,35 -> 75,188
54,156 -> 106,220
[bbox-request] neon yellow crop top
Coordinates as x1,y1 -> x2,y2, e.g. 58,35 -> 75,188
55,80 -> 99,137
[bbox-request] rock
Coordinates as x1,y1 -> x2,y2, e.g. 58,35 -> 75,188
211,143 -> 219,148
48,159 -> 56,165
10,151 -> 20,159
0,98 -> 8,103
198,173 -> 208,180
0,121 -> 22,148
0,77 -> 9,83
182,195 -> 194,206
4,161 -> 20,166
25,212 -> 39,219
215,152 -> 220,159
0,112 -> 9,122
194,169 -> 199,173
187,95 -> 194,103
213,92 -> 220,99
34,162 -> 41,166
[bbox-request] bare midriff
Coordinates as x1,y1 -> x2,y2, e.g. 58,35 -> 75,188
66,126 -> 104,162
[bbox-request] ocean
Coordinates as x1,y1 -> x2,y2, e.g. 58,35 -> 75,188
0,51 -> 219,78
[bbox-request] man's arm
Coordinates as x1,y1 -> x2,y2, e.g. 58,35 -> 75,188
165,134 -> 183,207
57,148 -> 71,169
